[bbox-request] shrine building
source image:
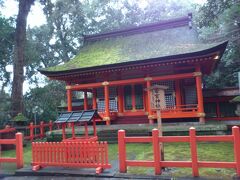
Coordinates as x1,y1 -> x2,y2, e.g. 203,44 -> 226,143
39,13 -> 228,125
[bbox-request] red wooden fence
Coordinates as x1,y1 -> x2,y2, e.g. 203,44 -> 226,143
23,121 -> 53,141
32,141 -> 111,174
0,133 -> 23,168
118,126 -> 240,177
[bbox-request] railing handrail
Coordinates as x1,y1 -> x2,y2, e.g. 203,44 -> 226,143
118,126 -> 240,177
0,132 -> 23,169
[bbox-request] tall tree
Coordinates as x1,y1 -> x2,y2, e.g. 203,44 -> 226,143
197,0 -> 240,88
11,0 -> 35,116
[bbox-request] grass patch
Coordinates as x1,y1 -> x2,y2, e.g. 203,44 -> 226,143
0,141 -> 236,178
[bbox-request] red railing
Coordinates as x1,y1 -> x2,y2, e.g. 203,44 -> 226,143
22,121 -> 53,141
0,133 -> 23,168
32,141 -> 111,174
0,126 -> 16,134
118,126 -> 240,177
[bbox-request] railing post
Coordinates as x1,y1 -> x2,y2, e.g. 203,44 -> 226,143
232,126 -> 240,177
30,122 -> 34,141
152,128 -> 161,175
15,132 -> 23,169
118,129 -> 127,173
189,127 -> 199,177
40,121 -> 44,139
49,120 -> 53,132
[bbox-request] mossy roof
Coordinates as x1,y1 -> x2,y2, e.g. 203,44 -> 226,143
231,96 -> 240,103
40,16 -> 226,74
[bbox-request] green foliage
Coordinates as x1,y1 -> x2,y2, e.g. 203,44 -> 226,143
13,113 -> 28,121
197,0 -> 240,88
0,15 -> 14,90
24,80 -> 66,121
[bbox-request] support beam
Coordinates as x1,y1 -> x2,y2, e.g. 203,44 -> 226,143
146,79 -> 153,124
117,86 -> 124,114
84,91 -> 88,110
66,84 -> 72,112
103,82 -> 110,125
175,80 -> 181,107
195,66 -> 205,123
92,89 -> 97,109
69,72 -> 196,90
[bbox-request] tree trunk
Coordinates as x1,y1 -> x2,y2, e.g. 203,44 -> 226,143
11,0 -> 34,117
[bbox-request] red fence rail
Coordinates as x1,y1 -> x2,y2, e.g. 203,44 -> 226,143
16,121 -> 53,141
118,126 -> 240,177
32,141 -> 111,174
0,133 -> 23,168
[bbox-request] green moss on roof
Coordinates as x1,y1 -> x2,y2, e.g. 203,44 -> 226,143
45,26 -> 221,72
231,96 -> 240,103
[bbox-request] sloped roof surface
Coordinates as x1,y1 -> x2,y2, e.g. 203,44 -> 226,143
41,15 -> 225,73
55,110 -> 101,123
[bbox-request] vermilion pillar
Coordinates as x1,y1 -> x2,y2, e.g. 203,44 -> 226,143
92,89 -> 97,109
175,80 -> 181,107
66,83 -> 72,112
195,66 -> 205,123
103,82 -> 110,125
117,86 -> 123,114
84,91 -> 88,110
131,85 -> 136,111
146,78 -> 153,124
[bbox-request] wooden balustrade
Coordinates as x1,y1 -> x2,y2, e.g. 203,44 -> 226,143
18,121 -> 53,141
118,126 -> 240,177
32,141 -> 111,174
0,133 -> 23,168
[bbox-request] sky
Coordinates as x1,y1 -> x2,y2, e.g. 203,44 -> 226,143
0,0 -> 206,94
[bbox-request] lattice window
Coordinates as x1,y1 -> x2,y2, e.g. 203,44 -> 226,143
97,98 -> 118,112
152,80 -> 175,108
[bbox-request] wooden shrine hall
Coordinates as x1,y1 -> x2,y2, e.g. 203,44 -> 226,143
39,13 -> 228,125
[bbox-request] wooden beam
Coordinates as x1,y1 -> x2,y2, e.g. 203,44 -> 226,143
68,72 -> 196,90
117,86 -> 124,113
195,66 -> 205,123
66,85 -> 72,112
84,91 -> 88,110
92,89 -> 97,109
175,80 -> 181,106
146,80 -> 153,124
104,84 -> 110,125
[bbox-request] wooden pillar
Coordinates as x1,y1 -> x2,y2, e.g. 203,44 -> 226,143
92,89 -> 97,109
131,85 -> 136,111
103,82 -> 110,125
66,84 -> 72,112
175,80 -> 181,107
117,86 -> 123,114
84,91 -> 88,110
146,77 -> 153,124
195,66 -> 205,123
15,133 -> 24,169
